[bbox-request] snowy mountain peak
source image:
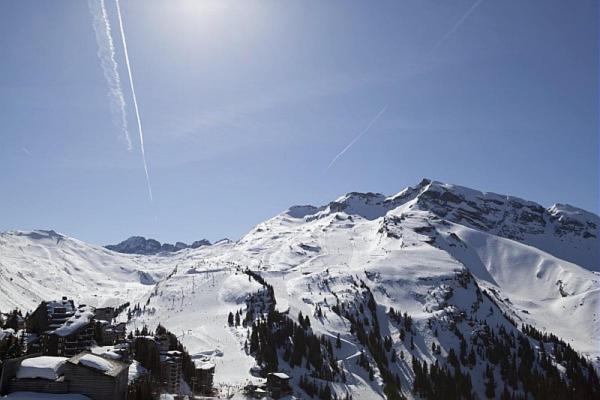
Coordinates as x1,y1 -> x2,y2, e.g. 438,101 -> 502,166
280,179 -> 598,270
409,181 -> 598,269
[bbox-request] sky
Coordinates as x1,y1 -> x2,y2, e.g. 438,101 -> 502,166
0,0 -> 597,245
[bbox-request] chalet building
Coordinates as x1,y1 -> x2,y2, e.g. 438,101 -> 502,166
95,320 -> 128,347
244,383 -> 268,399
114,322 -> 127,342
266,372 -> 291,398
65,352 -> 128,400
26,297 -> 76,335
1,312 -> 25,331
42,309 -> 95,357
111,342 -> 132,363
96,321 -> 116,346
193,361 -> 215,395
93,307 -> 115,323
0,352 -> 129,400
26,298 -> 95,357
160,350 -> 182,394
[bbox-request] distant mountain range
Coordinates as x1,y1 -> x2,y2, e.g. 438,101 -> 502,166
105,236 -> 211,255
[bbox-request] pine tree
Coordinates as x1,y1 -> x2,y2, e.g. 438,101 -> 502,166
484,364 -> 496,399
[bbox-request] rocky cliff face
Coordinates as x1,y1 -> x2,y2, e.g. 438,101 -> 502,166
105,236 -> 211,255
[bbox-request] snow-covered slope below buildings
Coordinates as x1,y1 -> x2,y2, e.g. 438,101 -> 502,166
0,179 -> 598,398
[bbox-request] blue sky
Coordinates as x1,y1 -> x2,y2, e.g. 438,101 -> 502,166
0,0 -> 597,245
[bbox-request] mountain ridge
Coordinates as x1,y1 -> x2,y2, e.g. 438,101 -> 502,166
282,178 -> 599,271
105,235 -> 212,255
1,179 -> 598,398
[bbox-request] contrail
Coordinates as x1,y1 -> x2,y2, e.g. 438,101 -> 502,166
428,0 -> 485,55
325,105 -> 387,172
115,0 -> 153,201
87,0 -> 132,150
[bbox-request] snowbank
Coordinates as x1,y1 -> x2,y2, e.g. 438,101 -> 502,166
16,357 -> 67,380
79,354 -> 113,373
91,346 -> 122,360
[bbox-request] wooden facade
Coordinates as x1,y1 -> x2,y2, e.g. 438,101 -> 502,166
26,298 -> 76,336
41,323 -> 94,357
160,350 -> 182,394
93,307 -> 115,322
65,352 -> 128,400
25,298 -> 95,357
193,362 -> 215,395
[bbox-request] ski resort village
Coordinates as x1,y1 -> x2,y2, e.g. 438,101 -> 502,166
0,180 -> 598,399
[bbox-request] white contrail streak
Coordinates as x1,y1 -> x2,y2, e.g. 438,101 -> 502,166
87,0 -> 132,150
325,105 -> 387,172
428,0 -> 485,55
115,0 -> 153,202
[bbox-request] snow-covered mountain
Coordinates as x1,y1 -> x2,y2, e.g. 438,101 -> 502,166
0,230 -> 173,311
0,179 -> 598,399
294,178 -> 598,271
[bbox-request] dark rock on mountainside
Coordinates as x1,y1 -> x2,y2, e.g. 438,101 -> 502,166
191,239 -> 211,248
105,236 -> 211,255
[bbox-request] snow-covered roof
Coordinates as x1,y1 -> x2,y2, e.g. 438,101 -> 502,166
67,352 -> 128,377
91,346 -> 122,360
78,354 -> 114,373
52,306 -> 94,337
269,372 -> 290,380
16,356 -> 67,380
